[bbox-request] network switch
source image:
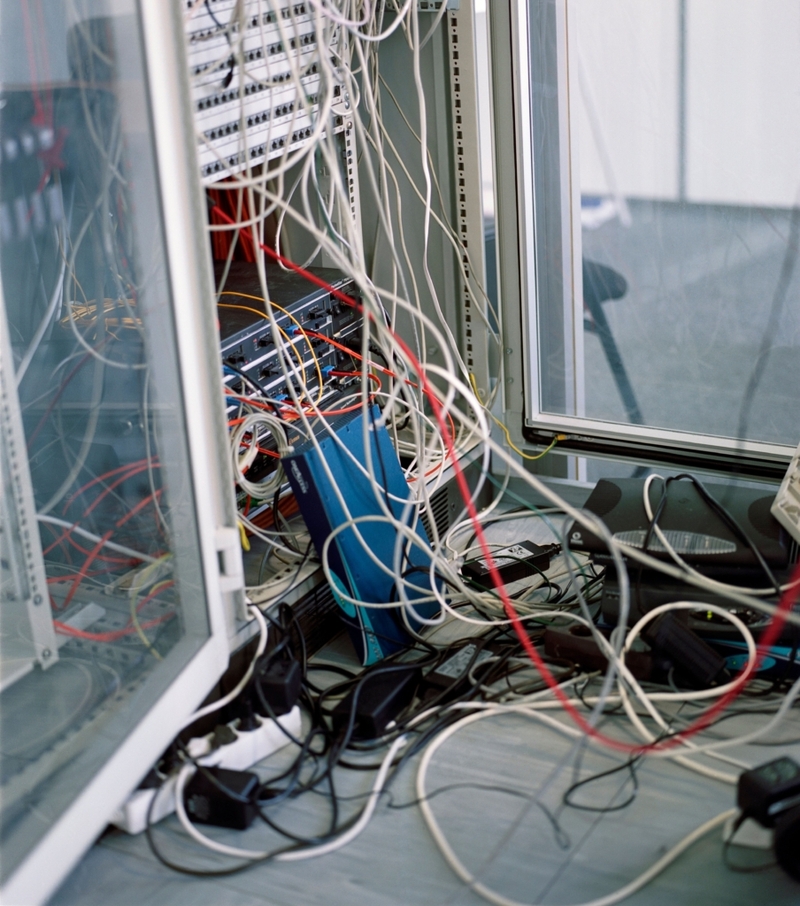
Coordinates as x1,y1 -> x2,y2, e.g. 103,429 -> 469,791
217,259 -> 362,403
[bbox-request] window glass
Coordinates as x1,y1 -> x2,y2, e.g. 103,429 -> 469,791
1,0 -> 212,879
536,0 -> 800,449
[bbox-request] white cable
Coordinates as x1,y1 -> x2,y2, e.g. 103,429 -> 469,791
36,514 -> 158,564
279,733 -> 406,860
641,474 -> 797,596
15,238 -> 66,386
196,0 -> 800,770
415,706 -> 737,906
173,732 -> 407,860
230,411 -> 290,499
178,604 -> 267,731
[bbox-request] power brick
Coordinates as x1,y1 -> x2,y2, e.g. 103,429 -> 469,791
184,766 -> 259,831
461,541 -> 557,589
332,665 -> 421,740
544,625 -> 655,681
738,757 -> 800,827
643,611 -> 729,688
254,656 -> 302,717
422,643 -> 497,701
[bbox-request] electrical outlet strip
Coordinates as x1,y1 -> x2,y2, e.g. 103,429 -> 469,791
110,706 -> 301,835
772,442 -> 800,546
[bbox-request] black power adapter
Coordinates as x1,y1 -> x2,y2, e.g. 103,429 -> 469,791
737,757 -> 800,882
738,757 -> 800,827
422,642 -> 497,702
332,665 -> 421,740
642,612 -> 729,688
255,656 -> 302,716
183,765 -> 259,830
461,541 -> 558,589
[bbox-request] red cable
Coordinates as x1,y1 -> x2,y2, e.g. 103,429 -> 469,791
52,580 -> 176,643
53,613 -> 172,643
211,216 -> 800,754
330,370 -> 382,388
19,0 -> 46,127
59,530 -> 113,612
392,325 -> 800,752
63,458 -> 159,514
115,489 -> 163,529
76,463 -> 153,519
298,328 -> 456,441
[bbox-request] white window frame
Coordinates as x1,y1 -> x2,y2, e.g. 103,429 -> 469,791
488,0 -> 795,480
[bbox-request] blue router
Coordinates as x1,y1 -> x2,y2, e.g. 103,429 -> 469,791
283,405 -> 442,664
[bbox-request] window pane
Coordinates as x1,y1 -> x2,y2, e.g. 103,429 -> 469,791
537,0 -> 800,449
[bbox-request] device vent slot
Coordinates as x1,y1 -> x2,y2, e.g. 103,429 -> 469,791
420,486 -> 451,542
292,581 -> 341,655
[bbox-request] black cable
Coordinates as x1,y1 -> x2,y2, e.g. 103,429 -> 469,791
303,662 -> 360,695
204,0 -> 237,88
279,601 -> 308,676
387,782 -> 571,851
722,812 -> 779,873
562,755 -> 640,814
646,474 -> 782,594
267,485 -> 305,555
256,716 -> 329,804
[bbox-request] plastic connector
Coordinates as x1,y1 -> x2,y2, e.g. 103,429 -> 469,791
738,757 -> 800,828
184,766 -> 259,830
110,706 -> 301,835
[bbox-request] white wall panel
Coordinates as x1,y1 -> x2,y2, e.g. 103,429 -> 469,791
571,0 -> 680,200
686,0 -> 800,207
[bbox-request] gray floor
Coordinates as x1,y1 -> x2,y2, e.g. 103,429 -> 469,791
50,691 -> 800,906
50,514 -> 800,906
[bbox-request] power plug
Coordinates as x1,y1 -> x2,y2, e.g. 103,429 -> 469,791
110,706 -> 301,835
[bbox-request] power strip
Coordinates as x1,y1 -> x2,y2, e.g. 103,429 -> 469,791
110,707 -> 301,835
772,441 -> 800,546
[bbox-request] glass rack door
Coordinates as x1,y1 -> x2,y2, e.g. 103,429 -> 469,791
0,3 -> 235,902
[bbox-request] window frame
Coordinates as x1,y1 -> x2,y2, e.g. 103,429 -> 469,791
488,0 -> 796,482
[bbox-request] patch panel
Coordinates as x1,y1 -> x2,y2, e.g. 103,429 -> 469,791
185,0 -> 345,179
199,89 -> 327,143
219,261 -> 364,512
194,58 -> 326,117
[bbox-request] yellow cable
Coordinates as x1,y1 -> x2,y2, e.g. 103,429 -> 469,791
128,556 -> 173,660
238,519 -> 251,552
218,292 -> 324,403
468,373 -> 564,462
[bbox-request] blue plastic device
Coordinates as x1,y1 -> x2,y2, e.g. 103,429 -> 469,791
283,406 -> 441,664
